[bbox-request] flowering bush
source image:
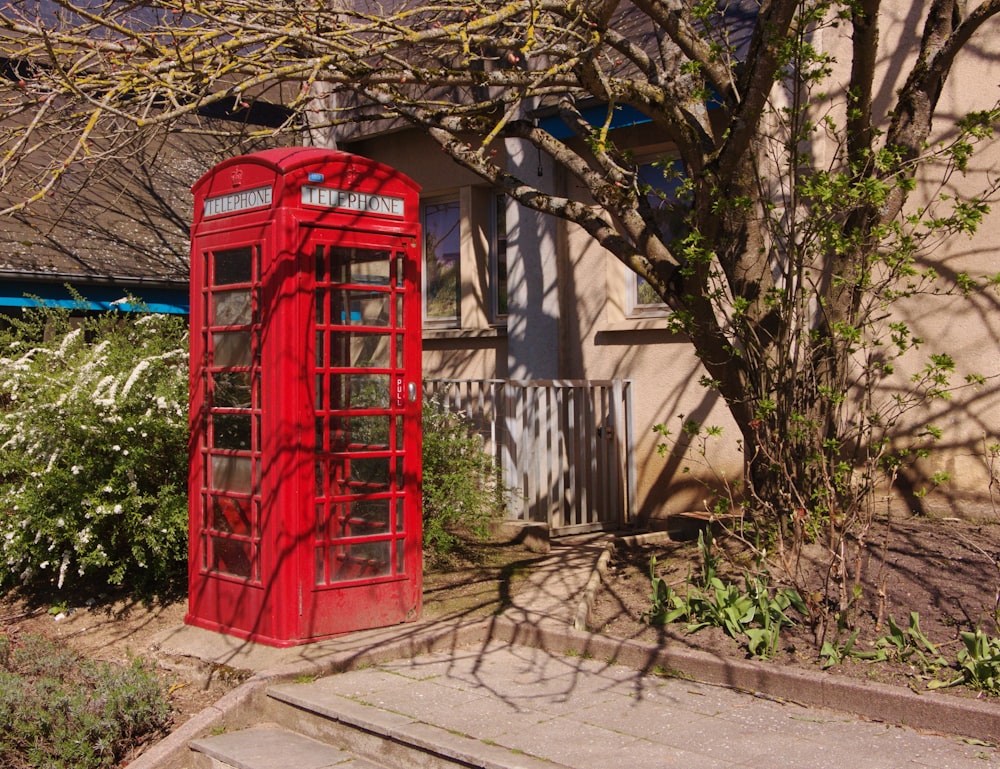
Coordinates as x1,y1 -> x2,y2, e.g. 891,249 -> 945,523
0,304 -> 189,597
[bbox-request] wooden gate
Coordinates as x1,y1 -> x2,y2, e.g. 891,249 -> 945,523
424,379 -> 635,535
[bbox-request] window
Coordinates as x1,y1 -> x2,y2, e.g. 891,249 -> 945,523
492,193 -> 508,320
629,159 -> 685,316
422,198 -> 461,326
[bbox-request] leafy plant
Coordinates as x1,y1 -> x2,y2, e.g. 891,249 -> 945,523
421,398 -> 506,559
0,632 -> 171,769
644,530 -> 807,659
0,302 -> 189,598
933,629 -> 1000,695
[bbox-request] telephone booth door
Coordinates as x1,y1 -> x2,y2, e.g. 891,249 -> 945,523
187,147 -> 422,647
304,230 -> 423,638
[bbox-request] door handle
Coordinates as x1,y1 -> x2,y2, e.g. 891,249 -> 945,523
407,382 -> 418,402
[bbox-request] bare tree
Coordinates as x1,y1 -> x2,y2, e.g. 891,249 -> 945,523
2,0 -> 999,574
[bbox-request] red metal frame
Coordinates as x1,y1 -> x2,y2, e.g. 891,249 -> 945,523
188,148 -> 422,646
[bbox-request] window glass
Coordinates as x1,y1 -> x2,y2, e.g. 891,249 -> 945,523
493,194 -> 508,319
631,159 -> 685,313
423,199 -> 461,324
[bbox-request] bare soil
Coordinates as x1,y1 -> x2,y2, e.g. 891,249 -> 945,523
591,514 -> 1000,700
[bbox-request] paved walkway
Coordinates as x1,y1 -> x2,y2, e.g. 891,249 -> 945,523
140,535 -> 1000,769
294,640 -> 994,769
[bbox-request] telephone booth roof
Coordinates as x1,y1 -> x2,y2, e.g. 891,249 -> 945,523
191,146 -> 421,230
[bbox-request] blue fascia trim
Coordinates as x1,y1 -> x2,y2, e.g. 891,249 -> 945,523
0,282 -> 189,315
538,104 -> 651,139
537,96 -> 722,140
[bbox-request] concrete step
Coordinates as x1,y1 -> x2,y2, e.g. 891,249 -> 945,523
188,725 -> 383,769
262,679 -> 569,769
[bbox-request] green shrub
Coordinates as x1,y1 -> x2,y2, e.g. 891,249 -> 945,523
0,632 -> 171,769
421,400 -> 505,558
0,303 -> 189,597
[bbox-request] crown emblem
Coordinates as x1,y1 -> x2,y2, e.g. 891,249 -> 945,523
230,168 -> 244,187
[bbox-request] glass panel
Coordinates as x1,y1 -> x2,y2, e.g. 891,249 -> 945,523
349,498 -> 392,533
213,414 -> 251,450
329,540 -> 391,582
327,374 -> 390,410
315,546 -> 325,585
211,496 -> 251,535
329,414 -> 391,452
315,244 -> 326,282
396,497 -> 404,532
212,289 -> 251,326
211,537 -> 252,578
396,538 -> 405,574
396,294 -> 404,329
330,247 -> 391,285
213,331 -> 252,367
494,194 -> 508,317
395,334 -> 403,369
328,289 -> 390,327
315,374 -> 324,410
423,200 -> 460,322
212,372 -> 251,408
348,457 -> 390,491
328,332 -> 391,368
211,455 -> 252,493
316,288 -> 327,324
324,499 -> 392,540
316,331 -> 325,366
214,247 -> 253,285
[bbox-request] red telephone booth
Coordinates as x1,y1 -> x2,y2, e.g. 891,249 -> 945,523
187,147 -> 422,647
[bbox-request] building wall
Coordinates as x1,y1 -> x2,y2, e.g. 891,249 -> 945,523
346,11 -> 1000,524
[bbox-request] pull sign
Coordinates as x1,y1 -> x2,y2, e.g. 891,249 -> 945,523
394,375 -> 406,409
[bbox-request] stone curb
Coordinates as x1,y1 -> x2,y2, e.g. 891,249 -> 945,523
562,534 -> 1000,743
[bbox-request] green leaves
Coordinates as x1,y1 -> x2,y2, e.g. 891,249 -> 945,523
644,531 -> 805,659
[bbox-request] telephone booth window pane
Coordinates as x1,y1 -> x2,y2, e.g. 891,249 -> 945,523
348,457 -> 390,492
214,247 -> 253,285
330,540 -> 391,582
213,414 -> 251,450
316,288 -> 327,324
342,332 -> 392,368
329,374 -> 390,409
212,290 -> 252,325
213,372 -> 251,408
396,497 -> 404,532
211,496 -> 251,535
396,539 -> 405,574
330,290 -> 390,327
315,244 -> 326,282
211,455 -> 252,493
213,332 -> 252,367
330,415 -> 391,451
329,247 -> 391,284
395,295 -> 404,329
351,498 -> 391,532
212,537 -> 252,578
